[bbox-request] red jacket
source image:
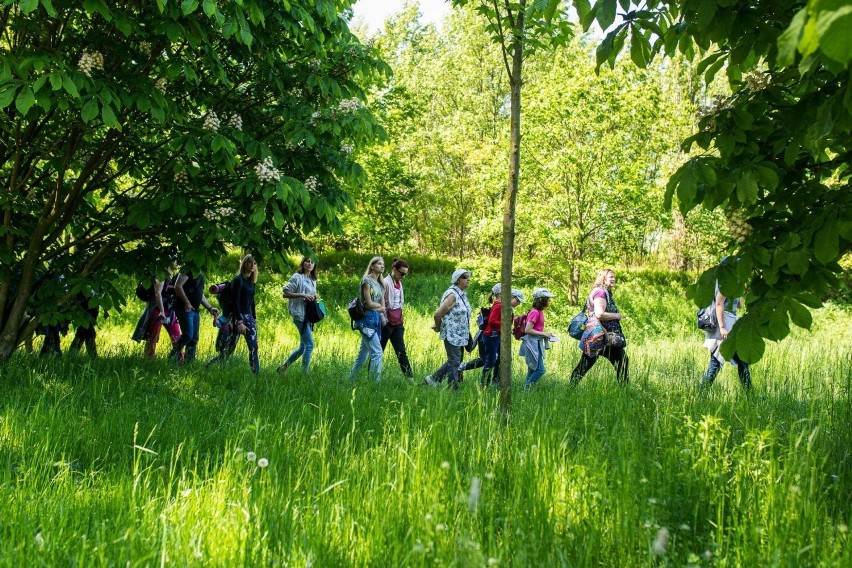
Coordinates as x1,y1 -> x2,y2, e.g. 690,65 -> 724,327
484,300 -> 505,335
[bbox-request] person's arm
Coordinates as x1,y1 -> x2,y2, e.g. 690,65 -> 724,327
175,273 -> 190,311
432,294 -> 456,331
715,292 -> 728,339
200,292 -> 218,316
282,274 -> 316,301
592,295 -> 622,321
362,282 -> 384,312
154,278 -> 165,316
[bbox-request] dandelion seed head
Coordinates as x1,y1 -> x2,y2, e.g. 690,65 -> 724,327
704,550 -> 713,560
487,558 -> 499,566
246,451 -> 257,462
652,527 -> 669,556
436,523 -> 447,531
180,488 -> 192,498
440,461 -> 450,470
34,532 -> 45,548
258,458 -> 269,468
838,524 -> 848,533
485,472 -> 495,480
424,513 -> 432,522
679,523 -> 690,531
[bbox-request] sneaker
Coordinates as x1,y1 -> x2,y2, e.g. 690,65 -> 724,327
277,361 -> 290,374
424,375 -> 438,388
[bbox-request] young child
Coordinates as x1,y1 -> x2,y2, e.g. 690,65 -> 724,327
520,288 -> 556,388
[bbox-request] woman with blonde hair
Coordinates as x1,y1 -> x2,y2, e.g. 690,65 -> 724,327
231,254 -> 260,373
349,256 -> 386,382
570,268 -> 629,384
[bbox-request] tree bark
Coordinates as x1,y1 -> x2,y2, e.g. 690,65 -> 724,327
498,4 -> 525,423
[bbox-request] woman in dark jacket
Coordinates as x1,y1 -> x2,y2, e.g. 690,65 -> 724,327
231,254 -> 260,374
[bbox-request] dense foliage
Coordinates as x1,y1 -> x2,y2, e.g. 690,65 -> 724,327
581,0 -> 852,361
0,0 -> 387,358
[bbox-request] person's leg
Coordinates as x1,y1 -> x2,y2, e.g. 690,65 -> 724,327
84,328 -> 97,357
300,321 -> 314,373
524,341 -> 546,387
243,314 -> 259,374
69,328 -> 84,354
733,353 -> 751,390
145,310 -> 163,357
349,331 -> 372,379
570,353 -> 597,384
445,343 -> 463,390
701,353 -> 722,387
604,346 -> 629,385
380,325 -> 391,352
389,325 -> 412,377
367,331 -> 384,383
283,318 -> 307,369
481,333 -> 500,386
185,310 -> 200,362
170,310 -> 190,361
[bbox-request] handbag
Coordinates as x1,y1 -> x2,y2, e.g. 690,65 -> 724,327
386,307 -> 403,327
466,330 -> 481,353
605,331 -> 627,348
568,311 -> 588,340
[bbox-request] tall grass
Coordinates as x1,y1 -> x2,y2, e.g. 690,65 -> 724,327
1,266 -> 850,565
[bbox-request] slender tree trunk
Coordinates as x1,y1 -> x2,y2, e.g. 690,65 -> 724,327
498,10 -> 525,422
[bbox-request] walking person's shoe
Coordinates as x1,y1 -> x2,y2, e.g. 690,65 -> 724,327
424,375 -> 438,387
277,361 -> 290,374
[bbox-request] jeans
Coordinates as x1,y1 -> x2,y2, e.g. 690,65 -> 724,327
524,340 -> 546,387
432,340 -> 464,389
481,332 -> 501,386
285,317 -> 315,373
350,327 -> 383,382
703,352 -> 751,389
171,309 -> 200,362
69,326 -> 97,356
570,346 -> 629,385
381,324 -> 412,377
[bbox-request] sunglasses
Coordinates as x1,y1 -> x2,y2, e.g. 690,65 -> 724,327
395,268 -> 408,277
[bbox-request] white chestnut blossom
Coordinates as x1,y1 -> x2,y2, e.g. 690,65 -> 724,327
174,170 -> 189,184
139,42 -> 152,56
155,78 -> 167,94
78,51 -> 104,77
228,114 -> 243,131
203,111 -> 221,132
304,176 -> 319,192
341,143 -> 354,156
255,156 -> 280,183
337,98 -> 362,114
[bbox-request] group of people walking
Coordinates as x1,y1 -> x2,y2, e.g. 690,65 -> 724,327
125,254 -> 752,391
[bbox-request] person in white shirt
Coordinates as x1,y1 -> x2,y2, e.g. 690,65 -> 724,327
381,258 -> 412,381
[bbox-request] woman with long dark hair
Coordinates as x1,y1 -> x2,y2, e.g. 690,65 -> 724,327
231,254 -> 260,373
279,257 -> 318,374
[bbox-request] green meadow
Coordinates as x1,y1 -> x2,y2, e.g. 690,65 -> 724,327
2,258 -> 850,566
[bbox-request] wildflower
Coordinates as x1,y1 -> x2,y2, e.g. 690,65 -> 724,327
258,458 -> 269,468
552,219 -> 561,227
436,523 -> 447,531
467,476 -> 481,512
487,559 -> 498,566
246,451 -> 257,462
78,51 -> 104,77
838,524 -> 848,533
704,550 -> 713,560
424,513 -> 432,522
485,472 -> 495,480
440,461 -> 450,470
412,541 -> 426,553
35,532 -> 45,548
652,527 -> 669,556
647,497 -> 658,505
203,111 -> 221,132
180,488 -> 192,497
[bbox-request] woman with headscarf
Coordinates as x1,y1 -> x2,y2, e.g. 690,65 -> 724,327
424,268 -> 472,391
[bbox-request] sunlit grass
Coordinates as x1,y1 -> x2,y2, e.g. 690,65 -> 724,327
1,271 -> 850,565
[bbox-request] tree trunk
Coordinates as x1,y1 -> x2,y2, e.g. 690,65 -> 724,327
498,9 -> 525,422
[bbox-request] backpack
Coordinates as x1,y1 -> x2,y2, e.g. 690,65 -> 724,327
477,306 -> 491,330
347,297 -> 367,328
512,312 -> 528,340
696,302 -> 718,331
135,279 -> 154,302
210,282 -> 234,317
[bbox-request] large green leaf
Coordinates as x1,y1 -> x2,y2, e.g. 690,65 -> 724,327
723,314 -> 765,363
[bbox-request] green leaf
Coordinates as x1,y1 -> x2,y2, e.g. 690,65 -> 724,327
816,5 -> 852,65
724,314 -> 765,363
203,0 -> 217,16
0,85 -> 18,109
101,104 -> 117,127
813,211 -> 839,263
15,87 -> 35,115
736,169 -> 758,204
629,27 -> 650,68
786,298 -> 812,329
786,248 -> 809,276
251,207 -> 265,226
62,75 -> 80,99
777,7 -> 806,67
19,0 -> 38,14
181,0 -> 199,15
81,97 -> 99,122
272,205 -> 285,230
597,0 -> 617,31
